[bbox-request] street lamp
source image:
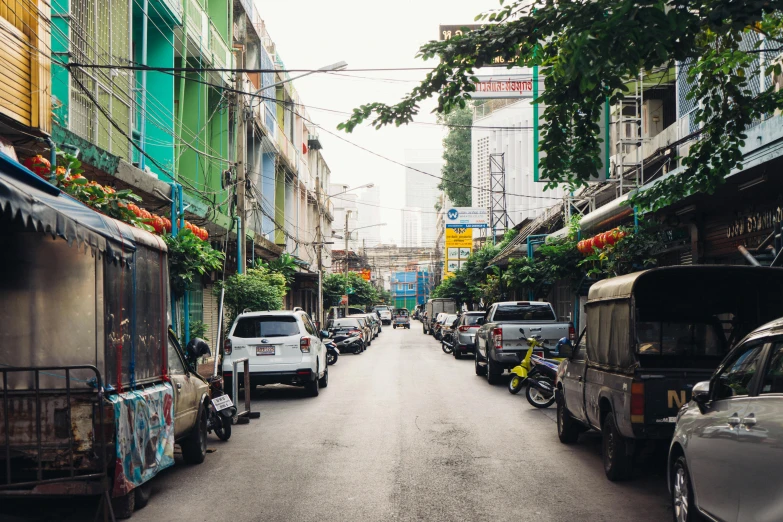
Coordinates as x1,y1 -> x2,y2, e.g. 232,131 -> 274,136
253,60 -> 348,98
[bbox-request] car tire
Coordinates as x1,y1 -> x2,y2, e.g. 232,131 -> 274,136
454,348 -> 461,360
486,357 -> 502,385
475,350 -> 487,376
305,373 -> 320,397
134,482 -> 151,509
602,413 -> 633,481
319,365 -> 329,388
556,393 -> 581,444
671,455 -> 696,522
181,404 -> 208,465
111,490 -> 135,519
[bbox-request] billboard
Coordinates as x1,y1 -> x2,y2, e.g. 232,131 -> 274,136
445,207 -> 489,229
471,73 -> 538,99
443,227 -> 473,279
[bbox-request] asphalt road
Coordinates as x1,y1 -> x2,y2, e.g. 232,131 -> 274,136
1,324 -> 672,522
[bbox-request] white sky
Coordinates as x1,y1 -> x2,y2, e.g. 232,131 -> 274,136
257,0 -> 499,244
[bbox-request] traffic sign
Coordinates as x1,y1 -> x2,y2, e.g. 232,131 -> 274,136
346,287 -> 355,295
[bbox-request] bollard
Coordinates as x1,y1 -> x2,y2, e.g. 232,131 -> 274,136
231,358 -> 261,423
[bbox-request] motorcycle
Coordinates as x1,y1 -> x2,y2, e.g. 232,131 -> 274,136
325,339 -> 340,365
507,333 -> 566,407
187,337 -> 236,441
330,328 -> 365,354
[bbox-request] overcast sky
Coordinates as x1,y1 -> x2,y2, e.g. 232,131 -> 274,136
257,0 -> 499,244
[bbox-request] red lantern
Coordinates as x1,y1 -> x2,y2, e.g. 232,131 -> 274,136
163,218 -> 172,233
593,233 -> 605,249
24,155 -> 51,179
201,228 -> 209,240
586,237 -> 595,252
152,216 -> 164,234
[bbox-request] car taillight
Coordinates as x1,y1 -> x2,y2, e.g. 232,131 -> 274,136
300,337 -> 311,353
348,329 -> 361,335
459,325 -> 470,332
568,324 -> 576,342
631,382 -> 645,423
492,327 -> 503,350
223,338 -> 232,355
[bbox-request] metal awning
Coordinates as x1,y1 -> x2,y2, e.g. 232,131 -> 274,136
0,152 -> 140,264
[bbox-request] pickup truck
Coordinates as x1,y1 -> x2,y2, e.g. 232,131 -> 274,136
555,266 -> 783,482
475,301 -> 574,384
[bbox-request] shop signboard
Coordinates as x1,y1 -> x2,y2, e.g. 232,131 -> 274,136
444,227 -> 473,279
445,207 -> 489,229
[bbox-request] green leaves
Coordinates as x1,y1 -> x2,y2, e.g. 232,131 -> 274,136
163,229 -> 225,296
217,266 -> 287,325
322,272 -> 381,310
437,105 -> 473,206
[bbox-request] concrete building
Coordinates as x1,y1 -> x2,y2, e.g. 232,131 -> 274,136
356,185 -> 382,248
404,149 -> 443,246
401,208 -> 422,247
472,100 -> 565,231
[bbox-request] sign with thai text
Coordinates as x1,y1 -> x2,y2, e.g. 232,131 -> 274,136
445,207 -> 489,229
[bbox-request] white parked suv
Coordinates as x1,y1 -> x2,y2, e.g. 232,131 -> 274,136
223,310 -> 328,397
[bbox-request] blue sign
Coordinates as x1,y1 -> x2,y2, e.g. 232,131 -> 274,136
447,208 -> 459,220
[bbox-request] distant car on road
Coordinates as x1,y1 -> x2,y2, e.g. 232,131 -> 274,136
223,310 -> 329,398
373,305 -> 393,325
668,316 -> 783,522
393,308 -> 410,329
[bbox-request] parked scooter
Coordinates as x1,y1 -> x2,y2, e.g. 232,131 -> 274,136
187,337 -> 235,441
325,338 -> 340,365
330,329 -> 365,354
507,332 -> 566,407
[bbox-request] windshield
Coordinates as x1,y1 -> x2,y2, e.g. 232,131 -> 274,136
493,304 -> 555,322
463,315 -> 483,326
395,309 -> 408,316
233,316 -> 300,338
444,314 -> 458,323
636,320 -> 727,357
374,306 -> 389,312
330,319 -> 360,329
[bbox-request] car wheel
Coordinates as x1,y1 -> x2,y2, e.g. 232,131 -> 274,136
181,404 -> 208,465
305,371 -> 320,397
111,490 -> 135,519
556,393 -> 581,444
602,413 -> 633,481
475,350 -> 487,376
486,357 -> 502,385
672,456 -> 695,522
319,365 -> 329,388
134,481 -> 152,509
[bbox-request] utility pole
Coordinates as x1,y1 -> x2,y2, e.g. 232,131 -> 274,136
236,54 -> 247,273
315,160 -> 324,329
344,210 -> 351,317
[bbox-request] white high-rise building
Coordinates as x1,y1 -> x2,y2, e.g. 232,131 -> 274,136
401,208 -> 422,248
329,183 -> 360,252
404,149 -> 442,247
472,100 -> 564,230
356,185 -> 382,248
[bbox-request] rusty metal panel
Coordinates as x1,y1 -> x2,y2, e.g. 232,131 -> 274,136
0,230 -> 99,389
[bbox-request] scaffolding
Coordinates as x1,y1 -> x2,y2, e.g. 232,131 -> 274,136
612,72 -> 645,197
489,152 -> 509,242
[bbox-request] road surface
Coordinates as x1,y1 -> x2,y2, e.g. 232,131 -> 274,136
1,324 -> 671,522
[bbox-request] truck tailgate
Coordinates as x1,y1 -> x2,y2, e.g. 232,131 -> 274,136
502,323 -> 569,350
639,369 -> 714,424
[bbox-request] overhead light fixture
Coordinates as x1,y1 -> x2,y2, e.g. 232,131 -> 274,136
739,175 -> 766,191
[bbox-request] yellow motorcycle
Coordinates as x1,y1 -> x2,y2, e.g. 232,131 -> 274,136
508,335 -> 566,398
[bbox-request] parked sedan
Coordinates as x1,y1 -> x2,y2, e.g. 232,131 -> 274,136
351,313 -> 381,339
668,316 -> 783,522
453,311 -> 484,359
351,315 -> 373,346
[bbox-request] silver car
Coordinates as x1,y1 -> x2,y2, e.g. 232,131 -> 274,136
669,317 -> 783,522
453,312 -> 484,359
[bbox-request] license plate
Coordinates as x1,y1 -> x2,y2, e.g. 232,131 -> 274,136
211,394 -> 234,411
256,345 -> 275,356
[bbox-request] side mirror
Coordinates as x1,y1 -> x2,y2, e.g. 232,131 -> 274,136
186,337 -> 211,361
692,381 -> 711,405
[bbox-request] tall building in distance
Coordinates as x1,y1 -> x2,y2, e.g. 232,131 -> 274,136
356,185 -> 382,249
401,208 -> 422,248
329,183 -> 360,252
404,149 -> 443,247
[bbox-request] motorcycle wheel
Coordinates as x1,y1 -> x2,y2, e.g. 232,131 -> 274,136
214,413 -> 232,441
526,379 -> 556,408
441,340 -> 453,354
508,375 -> 525,394
327,351 -> 338,365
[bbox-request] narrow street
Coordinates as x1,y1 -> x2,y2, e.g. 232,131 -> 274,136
7,325 -> 671,522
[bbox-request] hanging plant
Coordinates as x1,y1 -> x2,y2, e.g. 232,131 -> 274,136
163,228 -> 225,297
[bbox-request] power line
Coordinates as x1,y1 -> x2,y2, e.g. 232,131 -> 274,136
67,64 -> 436,73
